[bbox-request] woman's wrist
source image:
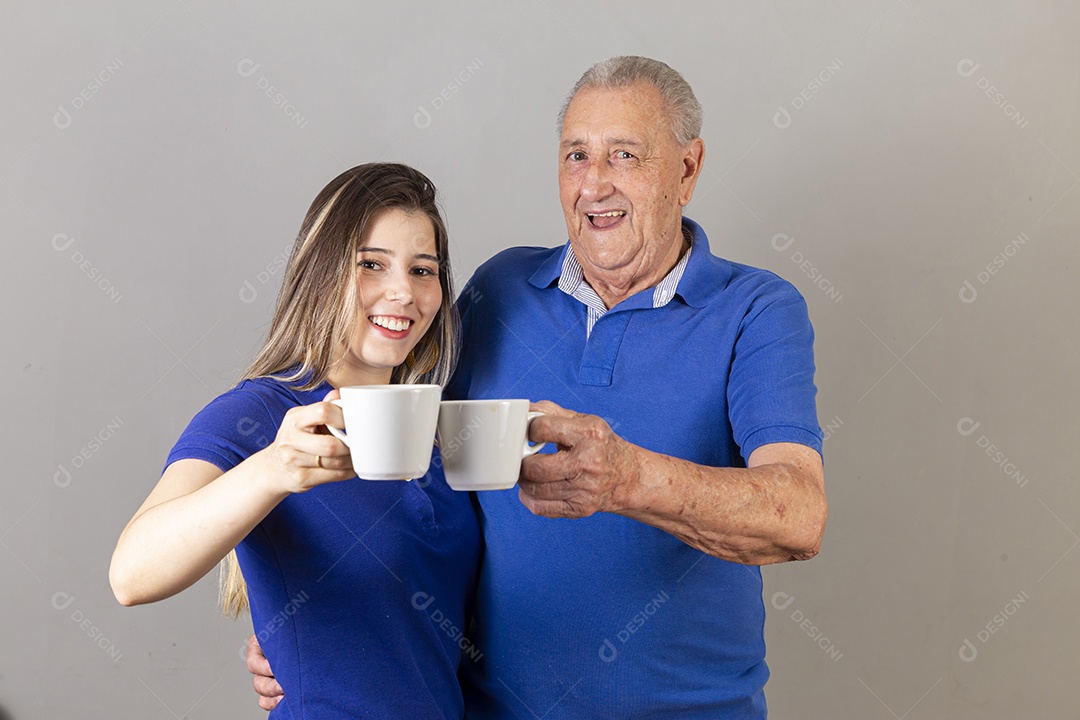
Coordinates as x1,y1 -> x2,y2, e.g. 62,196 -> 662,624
245,445 -> 297,501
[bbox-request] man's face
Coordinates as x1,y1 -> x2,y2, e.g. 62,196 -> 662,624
558,81 -> 702,279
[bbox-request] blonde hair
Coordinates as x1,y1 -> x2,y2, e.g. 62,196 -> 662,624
220,163 -> 460,617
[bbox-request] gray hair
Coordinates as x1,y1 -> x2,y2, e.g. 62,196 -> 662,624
556,56 -> 703,146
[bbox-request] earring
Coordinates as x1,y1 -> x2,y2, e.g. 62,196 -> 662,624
406,341 -> 439,375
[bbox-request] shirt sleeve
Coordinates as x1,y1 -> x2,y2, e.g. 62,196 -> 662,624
727,276 -> 823,461
165,386 -> 280,474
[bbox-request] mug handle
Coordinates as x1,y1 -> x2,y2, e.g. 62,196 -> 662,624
325,399 -> 350,448
522,411 -> 547,457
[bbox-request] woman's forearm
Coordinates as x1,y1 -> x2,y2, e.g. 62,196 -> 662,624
109,449 -> 290,606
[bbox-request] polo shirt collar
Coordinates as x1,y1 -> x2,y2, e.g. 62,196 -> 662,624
674,217 -> 731,308
528,243 -> 568,289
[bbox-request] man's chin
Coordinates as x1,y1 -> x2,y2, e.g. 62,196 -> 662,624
572,227 -> 629,251
571,246 -> 635,275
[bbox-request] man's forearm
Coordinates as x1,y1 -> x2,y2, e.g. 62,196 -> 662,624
612,442 -> 827,565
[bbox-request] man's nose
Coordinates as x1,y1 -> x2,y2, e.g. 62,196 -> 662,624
580,157 -> 614,201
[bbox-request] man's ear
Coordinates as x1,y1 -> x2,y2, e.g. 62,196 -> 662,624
679,138 -> 706,207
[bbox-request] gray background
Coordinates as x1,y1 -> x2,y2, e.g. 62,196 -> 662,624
3,1 -> 1076,718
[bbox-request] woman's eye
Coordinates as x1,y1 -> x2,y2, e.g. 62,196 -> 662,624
413,266 -> 438,277
357,259 -> 380,270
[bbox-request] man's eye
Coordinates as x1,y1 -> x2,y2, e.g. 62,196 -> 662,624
615,150 -> 634,160
567,151 -> 586,162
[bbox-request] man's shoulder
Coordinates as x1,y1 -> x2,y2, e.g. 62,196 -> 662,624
680,221 -> 805,309
721,258 -> 806,303
685,243 -> 806,311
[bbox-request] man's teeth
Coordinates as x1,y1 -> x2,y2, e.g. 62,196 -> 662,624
589,211 -> 625,218
370,316 -> 412,332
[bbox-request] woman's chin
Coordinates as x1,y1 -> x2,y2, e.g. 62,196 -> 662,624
341,351 -> 412,381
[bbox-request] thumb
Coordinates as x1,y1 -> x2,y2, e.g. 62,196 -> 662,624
530,399 -> 573,417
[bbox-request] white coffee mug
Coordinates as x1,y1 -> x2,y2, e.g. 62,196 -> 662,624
437,399 -> 547,491
326,384 -> 441,480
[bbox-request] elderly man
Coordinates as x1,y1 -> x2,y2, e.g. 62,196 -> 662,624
449,55 -> 825,718
252,56 -> 826,718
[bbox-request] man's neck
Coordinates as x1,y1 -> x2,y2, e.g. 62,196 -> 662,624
580,225 -> 691,310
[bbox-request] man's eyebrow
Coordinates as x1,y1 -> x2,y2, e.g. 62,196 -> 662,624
560,137 -> 644,149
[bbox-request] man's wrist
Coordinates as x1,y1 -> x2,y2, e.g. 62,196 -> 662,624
609,442 -> 657,516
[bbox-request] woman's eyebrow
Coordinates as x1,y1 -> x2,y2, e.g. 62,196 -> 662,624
357,247 -> 439,263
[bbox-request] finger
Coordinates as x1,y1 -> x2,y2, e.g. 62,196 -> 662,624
313,453 -> 354,472
246,634 -> 270,674
319,400 -> 345,432
528,413 -> 598,449
254,675 -> 285,697
273,444 -> 349,480
267,441 -> 355,488
519,451 -> 570,484
287,401 -> 346,435
517,491 -> 583,519
322,388 -> 341,402
284,433 -> 351,464
529,400 -> 572,417
518,476 -> 573,501
311,451 -> 354,475
258,695 -> 283,711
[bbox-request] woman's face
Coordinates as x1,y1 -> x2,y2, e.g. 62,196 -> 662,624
337,208 -> 442,386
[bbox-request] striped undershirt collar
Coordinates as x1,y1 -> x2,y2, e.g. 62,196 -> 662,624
558,232 -> 694,338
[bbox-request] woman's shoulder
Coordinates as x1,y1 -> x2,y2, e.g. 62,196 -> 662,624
166,379 -> 288,471
192,375 -> 314,426
168,375 -> 320,462
224,375 -> 325,416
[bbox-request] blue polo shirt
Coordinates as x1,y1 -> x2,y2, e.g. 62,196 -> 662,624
448,218 -> 821,719
166,374 -> 481,719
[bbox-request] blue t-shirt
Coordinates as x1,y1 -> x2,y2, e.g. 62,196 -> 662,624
167,375 -> 482,719
448,218 -> 822,719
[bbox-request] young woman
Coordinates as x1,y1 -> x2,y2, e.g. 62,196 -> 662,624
110,163 -> 481,718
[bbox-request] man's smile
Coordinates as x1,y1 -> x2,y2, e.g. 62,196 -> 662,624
586,210 -> 627,229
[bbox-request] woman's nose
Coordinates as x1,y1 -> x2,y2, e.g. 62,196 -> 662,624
385,271 -> 414,304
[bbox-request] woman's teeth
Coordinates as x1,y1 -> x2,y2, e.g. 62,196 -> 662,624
370,316 -> 412,332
